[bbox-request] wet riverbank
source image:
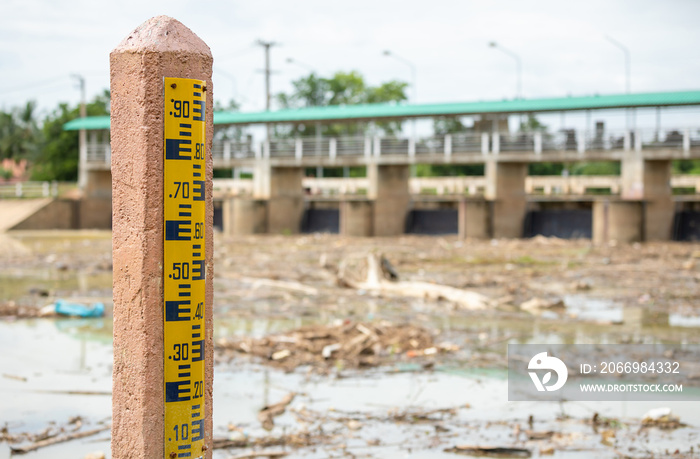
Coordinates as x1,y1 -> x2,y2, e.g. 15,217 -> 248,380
1,231 -> 700,457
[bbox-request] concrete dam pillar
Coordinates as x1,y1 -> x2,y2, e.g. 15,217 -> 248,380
621,155 -> 673,240
253,163 -> 304,234
485,160 -> 528,238
368,164 -> 410,237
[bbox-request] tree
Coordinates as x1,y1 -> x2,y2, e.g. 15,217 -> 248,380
276,71 -> 408,137
31,90 -> 110,181
0,101 -> 41,161
433,116 -> 468,136
213,99 -> 243,141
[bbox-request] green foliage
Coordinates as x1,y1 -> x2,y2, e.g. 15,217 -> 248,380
310,166 -> 366,178
276,71 -> 408,137
519,114 -> 548,132
529,162 -> 565,175
529,161 -> 620,176
31,90 -> 110,181
673,160 -> 700,175
0,101 -> 41,161
433,117 -> 467,135
570,161 -> 620,176
213,168 -> 233,178
213,99 -> 245,143
213,99 -> 240,112
415,164 -> 484,177
0,167 -> 12,180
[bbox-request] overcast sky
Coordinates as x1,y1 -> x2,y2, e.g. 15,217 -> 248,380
2,0 -> 700,125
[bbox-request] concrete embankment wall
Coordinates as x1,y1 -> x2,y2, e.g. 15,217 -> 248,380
5,198 -> 111,231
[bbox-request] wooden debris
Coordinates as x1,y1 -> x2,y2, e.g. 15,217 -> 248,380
519,297 -> 565,315
258,393 -> 296,430
10,425 -> 110,455
337,253 -> 490,310
229,451 -> 288,459
217,321 -> 454,372
444,445 -> 532,457
222,274 -> 318,295
212,431 -> 328,450
640,407 -> 685,430
2,373 -> 27,382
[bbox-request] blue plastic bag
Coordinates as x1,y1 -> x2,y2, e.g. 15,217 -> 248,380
54,300 -> 105,318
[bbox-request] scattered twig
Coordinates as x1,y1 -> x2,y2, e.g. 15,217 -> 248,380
258,393 -> 296,430
10,425 -> 110,455
229,451 -> 288,459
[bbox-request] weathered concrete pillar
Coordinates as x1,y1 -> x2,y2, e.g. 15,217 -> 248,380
593,200 -> 643,244
368,164 -> 410,236
110,16 -> 213,458
340,199 -> 373,237
252,163 -> 304,234
621,152 -> 644,200
485,160 -> 527,238
621,156 -> 673,240
642,160 -> 673,240
270,167 -> 304,234
80,170 -> 112,229
458,199 -> 489,239
225,197 -> 267,235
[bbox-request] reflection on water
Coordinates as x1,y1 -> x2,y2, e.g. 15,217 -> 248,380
564,294 -> 623,323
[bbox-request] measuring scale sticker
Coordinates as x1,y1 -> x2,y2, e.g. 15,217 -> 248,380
164,77 -> 206,459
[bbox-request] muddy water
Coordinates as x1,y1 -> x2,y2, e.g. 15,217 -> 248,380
1,232 -> 700,458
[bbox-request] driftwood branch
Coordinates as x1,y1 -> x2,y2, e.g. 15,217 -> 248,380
338,254 -> 490,310
229,451 -> 288,459
222,274 -> 318,295
258,393 -> 296,431
10,425 -> 110,455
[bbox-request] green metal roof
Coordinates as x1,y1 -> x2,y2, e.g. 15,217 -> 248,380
64,90 -> 700,131
64,115 -> 111,131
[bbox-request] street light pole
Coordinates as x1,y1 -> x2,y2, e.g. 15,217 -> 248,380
71,74 -> 87,190
488,41 -> 522,99
605,36 -> 633,129
605,35 -> 631,94
257,39 -> 278,140
383,50 -> 417,141
382,50 -> 417,104
286,57 -> 316,73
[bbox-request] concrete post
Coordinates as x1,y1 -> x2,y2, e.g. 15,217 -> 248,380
485,160 -> 527,238
621,156 -> 673,240
110,16 -> 214,458
458,199 -> 489,239
254,165 -> 304,234
593,200 -> 643,244
340,199 -> 374,236
225,198 -> 267,235
534,132 -> 542,155
642,159 -> 673,240
368,164 -> 410,236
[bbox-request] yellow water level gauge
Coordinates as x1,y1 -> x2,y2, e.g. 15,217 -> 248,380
163,76 -> 206,459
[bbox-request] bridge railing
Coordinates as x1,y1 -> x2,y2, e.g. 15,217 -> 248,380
85,128 -> 700,165
212,175 -> 700,198
87,142 -> 111,162
211,138 -> 256,161
0,181 -> 60,199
